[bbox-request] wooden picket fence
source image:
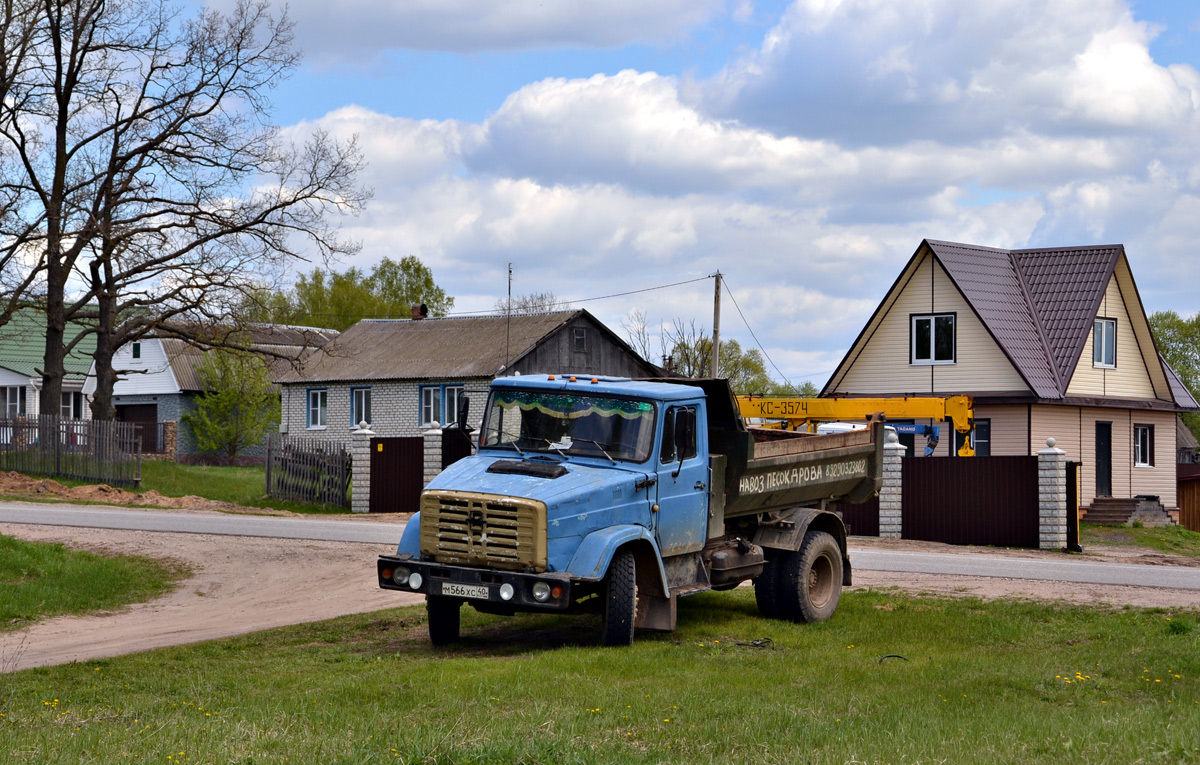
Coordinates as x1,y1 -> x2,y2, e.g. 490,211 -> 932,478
265,434 -> 351,507
0,415 -> 141,485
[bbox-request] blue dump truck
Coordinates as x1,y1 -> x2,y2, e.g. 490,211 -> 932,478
378,374 -> 884,646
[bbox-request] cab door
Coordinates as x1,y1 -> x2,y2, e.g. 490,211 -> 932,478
653,402 -> 709,557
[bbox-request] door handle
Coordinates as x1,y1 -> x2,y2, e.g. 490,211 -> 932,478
694,481 -> 707,491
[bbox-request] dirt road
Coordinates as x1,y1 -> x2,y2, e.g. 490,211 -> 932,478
2,516 -> 1197,673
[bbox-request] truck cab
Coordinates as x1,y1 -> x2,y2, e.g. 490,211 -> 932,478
378,374 -> 883,646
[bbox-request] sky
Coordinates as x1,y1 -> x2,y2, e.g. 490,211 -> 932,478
217,0 -> 1200,388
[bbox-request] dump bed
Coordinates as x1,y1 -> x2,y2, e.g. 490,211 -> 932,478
721,423 -> 884,518
660,378 -> 884,518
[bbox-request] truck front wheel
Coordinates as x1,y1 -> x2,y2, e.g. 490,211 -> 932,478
779,530 -> 843,623
427,596 -> 461,646
601,549 -> 637,646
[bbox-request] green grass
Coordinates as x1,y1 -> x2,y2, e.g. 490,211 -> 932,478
0,535 -> 186,633
1081,523 -> 1200,558
49,460 -> 349,515
1,590 -> 1197,763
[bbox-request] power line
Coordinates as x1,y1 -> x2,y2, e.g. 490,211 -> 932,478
720,275 -> 798,390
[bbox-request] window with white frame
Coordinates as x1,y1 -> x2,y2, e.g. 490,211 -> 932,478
1134,424 -> 1154,467
351,388 -> 371,427
1093,318 -> 1116,368
911,314 -> 955,364
4,386 -> 27,418
446,385 -> 466,425
61,391 -> 83,419
307,389 -> 327,428
420,384 -> 466,427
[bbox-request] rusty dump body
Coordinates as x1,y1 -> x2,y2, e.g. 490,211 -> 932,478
670,379 -> 884,520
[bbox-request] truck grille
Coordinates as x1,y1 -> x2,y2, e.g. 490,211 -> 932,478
420,491 -> 547,572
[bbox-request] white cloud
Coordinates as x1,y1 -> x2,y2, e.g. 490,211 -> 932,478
695,0 -> 1200,144
274,0 -> 1200,379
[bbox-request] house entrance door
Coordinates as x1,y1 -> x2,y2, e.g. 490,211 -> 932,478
1095,422 -> 1112,497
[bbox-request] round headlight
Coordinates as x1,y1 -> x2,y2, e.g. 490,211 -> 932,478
408,572 -> 423,590
392,566 -> 410,586
532,581 -> 552,602
499,583 -> 515,601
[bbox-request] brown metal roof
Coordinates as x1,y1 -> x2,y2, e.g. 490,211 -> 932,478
926,240 -> 1061,398
1163,358 -> 1200,411
163,337 -> 314,393
276,311 -> 595,384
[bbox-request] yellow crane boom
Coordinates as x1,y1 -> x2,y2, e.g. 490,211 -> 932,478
736,395 -> 976,457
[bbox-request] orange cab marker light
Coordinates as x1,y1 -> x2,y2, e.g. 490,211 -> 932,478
547,375 -> 555,380
569,376 -> 577,382
591,378 -> 599,384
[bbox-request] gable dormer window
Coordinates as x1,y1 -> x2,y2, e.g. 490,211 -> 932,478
911,314 -> 955,365
1093,318 -> 1115,368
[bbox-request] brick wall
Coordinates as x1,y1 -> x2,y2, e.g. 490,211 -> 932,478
281,378 -> 490,447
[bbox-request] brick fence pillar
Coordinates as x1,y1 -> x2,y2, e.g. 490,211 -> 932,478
879,430 -> 907,539
1038,437 -> 1068,550
351,421 -> 375,514
162,421 -> 178,460
423,423 -> 443,487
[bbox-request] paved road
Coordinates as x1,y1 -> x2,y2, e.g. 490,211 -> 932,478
3,501 -> 1200,591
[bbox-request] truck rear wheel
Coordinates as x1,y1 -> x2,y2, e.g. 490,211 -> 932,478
601,549 -> 637,646
779,530 -> 842,623
754,551 -> 783,618
427,596 -> 461,646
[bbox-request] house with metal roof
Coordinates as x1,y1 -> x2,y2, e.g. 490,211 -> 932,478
275,309 -> 661,443
0,309 -> 95,422
822,239 -> 1199,514
81,325 -> 337,456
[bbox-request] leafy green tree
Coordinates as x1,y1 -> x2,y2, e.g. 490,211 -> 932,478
244,256 -> 452,331
661,319 -> 804,395
183,350 -> 280,462
1150,310 -> 1200,440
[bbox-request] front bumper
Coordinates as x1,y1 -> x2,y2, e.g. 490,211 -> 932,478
378,555 -> 574,611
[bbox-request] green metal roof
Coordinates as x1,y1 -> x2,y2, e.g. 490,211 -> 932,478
0,308 -> 97,380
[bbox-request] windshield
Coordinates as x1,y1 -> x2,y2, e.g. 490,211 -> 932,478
482,389 -> 657,463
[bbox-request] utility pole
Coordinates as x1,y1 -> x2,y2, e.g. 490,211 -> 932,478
505,262 -> 512,373
711,270 -> 721,378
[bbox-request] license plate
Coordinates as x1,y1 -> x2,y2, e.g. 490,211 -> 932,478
441,582 -> 489,600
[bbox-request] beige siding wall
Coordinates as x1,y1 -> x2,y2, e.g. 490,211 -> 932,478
1130,410 -> 1178,507
974,404 -> 1029,456
1025,405 -> 1177,507
1066,276 -> 1157,399
834,252 -> 1030,395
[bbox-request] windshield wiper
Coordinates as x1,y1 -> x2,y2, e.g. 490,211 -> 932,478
571,439 -> 616,464
490,430 -> 524,455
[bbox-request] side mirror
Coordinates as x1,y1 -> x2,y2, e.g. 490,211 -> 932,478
456,396 -> 471,431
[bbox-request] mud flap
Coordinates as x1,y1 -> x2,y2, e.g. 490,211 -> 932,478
635,593 -> 677,632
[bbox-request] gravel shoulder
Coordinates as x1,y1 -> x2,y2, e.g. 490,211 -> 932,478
2,504 -> 1197,673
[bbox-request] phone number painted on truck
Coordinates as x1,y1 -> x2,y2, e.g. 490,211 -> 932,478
738,459 -> 868,495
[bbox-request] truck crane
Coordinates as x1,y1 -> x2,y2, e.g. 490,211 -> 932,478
736,395 -> 976,457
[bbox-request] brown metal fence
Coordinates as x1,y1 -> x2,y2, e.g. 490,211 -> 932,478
265,435 -> 351,507
902,456 -> 1039,547
1180,476 -> 1200,533
831,495 -> 879,537
0,415 -> 141,485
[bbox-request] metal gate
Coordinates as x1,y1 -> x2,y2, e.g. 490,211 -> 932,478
369,436 -> 424,514
902,456 -> 1039,547
442,428 -> 473,469
832,496 -> 879,537
116,404 -> 159,453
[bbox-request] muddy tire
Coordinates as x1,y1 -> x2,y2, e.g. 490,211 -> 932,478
778,531 -> 843,623
427,596 -> 461,646
754,551 -> 783,618
601,549 -> 637,646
